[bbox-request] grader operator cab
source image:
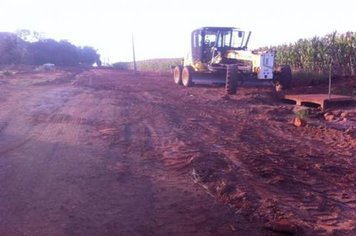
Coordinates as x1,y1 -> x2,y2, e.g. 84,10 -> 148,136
173,27 -> 292,94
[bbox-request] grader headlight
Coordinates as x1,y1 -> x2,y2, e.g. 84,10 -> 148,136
254,66 -> 261,74
226,52 -> 237,59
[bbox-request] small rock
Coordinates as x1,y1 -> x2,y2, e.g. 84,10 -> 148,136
335,110 -> 343,117
323,111 -> 333,118
314,163 -> 321,169
340,112 -> 348,118
324,114 -> 335,122
293,117 -> 306,127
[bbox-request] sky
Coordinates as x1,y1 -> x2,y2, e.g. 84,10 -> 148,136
0,0 -> 355,63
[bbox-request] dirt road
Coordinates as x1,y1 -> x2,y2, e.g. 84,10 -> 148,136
0,67 -> 355,235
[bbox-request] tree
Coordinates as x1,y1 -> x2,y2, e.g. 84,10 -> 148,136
0,32 -> 27,64
0,29 -> 101,67
78,46 -> 101,66
16,29 -> 43,42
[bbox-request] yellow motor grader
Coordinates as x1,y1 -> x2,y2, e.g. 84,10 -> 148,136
173,27 -> 292,94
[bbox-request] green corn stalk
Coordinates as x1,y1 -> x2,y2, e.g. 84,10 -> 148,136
272,31 -> 355,77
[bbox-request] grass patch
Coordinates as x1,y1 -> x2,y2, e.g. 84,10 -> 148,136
294,108 -> 310,120
112,58 -> 182,73
112,62 -> 130,70
292,70 -> 329,86
331,86 -> 356,96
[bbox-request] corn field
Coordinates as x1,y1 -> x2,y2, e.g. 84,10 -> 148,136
273,32 -> 356,77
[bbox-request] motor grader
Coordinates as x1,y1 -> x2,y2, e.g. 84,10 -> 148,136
173,27 -> 292,94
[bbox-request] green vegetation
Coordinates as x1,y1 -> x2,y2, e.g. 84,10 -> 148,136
273,32 -> 355,77
112,62 -> 131,70
135,58 -> 182,73
113,58 -> 182,73
294,108 -> 309,120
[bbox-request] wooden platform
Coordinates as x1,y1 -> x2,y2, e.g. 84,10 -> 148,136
284,94 -> 354,109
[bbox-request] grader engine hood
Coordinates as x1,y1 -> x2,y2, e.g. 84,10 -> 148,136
222,50 -> 275,79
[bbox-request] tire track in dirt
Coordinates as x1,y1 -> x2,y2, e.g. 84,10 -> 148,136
0,84 -> 88,235
75,71 -> 356,235
134,83 -> 356,235
118,86 -> 274,235
94,82 -> 251,235
0,86 -> 45,154
1,68 -> 355,235
63,72 -> 259,235
213,113 -> 356,234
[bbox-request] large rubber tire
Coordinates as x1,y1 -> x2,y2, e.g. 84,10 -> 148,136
182,66 -> 193,87
173,65 -> 183,85
274,65 -> 292,91
225,65 -> 238,95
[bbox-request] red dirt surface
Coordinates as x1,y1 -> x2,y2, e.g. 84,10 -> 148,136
0,67 -> 355,235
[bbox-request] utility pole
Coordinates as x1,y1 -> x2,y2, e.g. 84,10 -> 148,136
132,33 -> 137,74
328,58 -> 333,100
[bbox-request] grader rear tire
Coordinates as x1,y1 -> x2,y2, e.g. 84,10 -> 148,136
173,65 -> 183,85
182,66 -> 193,87
274,65 -> 292,91
226,65 -> 238,95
